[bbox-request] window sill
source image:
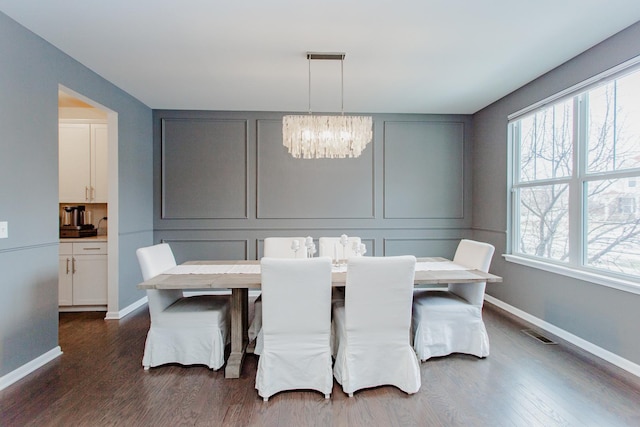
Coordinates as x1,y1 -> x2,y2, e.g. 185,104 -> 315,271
503,254 -> 640,296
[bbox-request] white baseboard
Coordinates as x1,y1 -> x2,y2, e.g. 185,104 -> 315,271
0,346 -> 62,391
60,306 -> 107,313
105,296 -> 148,320
2,289 -> 280,391
485,295 -> 640,379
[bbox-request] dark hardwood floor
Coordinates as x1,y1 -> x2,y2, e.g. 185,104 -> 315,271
2,302 -> 640,426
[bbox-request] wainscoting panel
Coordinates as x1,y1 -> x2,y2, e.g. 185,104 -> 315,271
383,121 -> 464,219
154,111 -> 473,261
255,236 -> 376,259
161,239 -> 248,263
161,118 -> 248,219
384,238 -> 461,258
256,119 -> 375,219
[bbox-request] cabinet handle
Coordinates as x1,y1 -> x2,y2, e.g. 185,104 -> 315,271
83,247 -> 101,251
91,186 -> 95,201
85,187 -> 89,201
66,258 -> 70,274
72,257 -> 76,274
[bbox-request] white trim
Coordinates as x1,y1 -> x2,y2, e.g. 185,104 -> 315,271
0,346 -> 63,391
58,85 -> 120,318
485,295 -> 640,379
59,306 -> 107,313
503,254 -> 640,295
508,54 -> 640,121
106,111 -> 119,318
105,296 -> 148,320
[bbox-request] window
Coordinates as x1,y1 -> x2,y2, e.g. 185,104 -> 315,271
509,65 -> 640,282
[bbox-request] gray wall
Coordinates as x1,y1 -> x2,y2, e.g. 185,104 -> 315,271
0,12 -> 153,377
153,111 -> 474,262
473,21 -> 640,365
5,4 -> 637,382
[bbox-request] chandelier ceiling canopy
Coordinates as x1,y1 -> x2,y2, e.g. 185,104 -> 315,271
282,52 -> 373,159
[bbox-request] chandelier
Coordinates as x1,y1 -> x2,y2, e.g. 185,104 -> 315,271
282,53 -> 372,159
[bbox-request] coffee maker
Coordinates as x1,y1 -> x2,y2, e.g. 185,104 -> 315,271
60,205 -> 97,238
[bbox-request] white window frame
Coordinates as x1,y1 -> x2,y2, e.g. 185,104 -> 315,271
506,55 -> 640,296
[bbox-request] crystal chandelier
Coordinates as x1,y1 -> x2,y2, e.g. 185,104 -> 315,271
282,53 -> 372,159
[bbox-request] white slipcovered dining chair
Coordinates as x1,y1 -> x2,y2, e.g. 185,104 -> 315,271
412,239 -> 495,361
248,237 -> 308,354
136,243 -> 230,370
255,257 -> 333,401
332,256 -> 421,397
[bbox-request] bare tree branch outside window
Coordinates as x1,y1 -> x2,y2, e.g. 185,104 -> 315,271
513,69 -> 640,277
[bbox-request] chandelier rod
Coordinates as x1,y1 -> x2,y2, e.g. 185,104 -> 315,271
341,56 -> 344,115
306,52 -> 347,116
308,54 -> 311,114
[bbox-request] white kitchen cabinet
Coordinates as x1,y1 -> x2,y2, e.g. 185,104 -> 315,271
58,241 -> 108,307
58,243 -> 74,306
59,123 -> 108,203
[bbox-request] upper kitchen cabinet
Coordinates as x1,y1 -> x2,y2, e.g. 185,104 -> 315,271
59,122 -> 108,203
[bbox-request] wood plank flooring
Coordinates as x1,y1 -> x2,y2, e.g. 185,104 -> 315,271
2,302 -> 640,426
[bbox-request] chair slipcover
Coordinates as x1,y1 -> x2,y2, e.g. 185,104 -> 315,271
332,256 -> 421,396
255,257 -> 333,401
412,239 -> 495,361
137,243 -> 230,370
249,237 -> 308,354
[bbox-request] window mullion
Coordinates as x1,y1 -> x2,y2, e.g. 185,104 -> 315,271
571,94 -> 588,268
509,122 -> 520,254
508,63 -> 640,284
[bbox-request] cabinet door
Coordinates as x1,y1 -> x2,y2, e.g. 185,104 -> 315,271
59,124 -> 91,203
58,255 -> 74,306
91,124 -> 108,202
72,254 -> 108,305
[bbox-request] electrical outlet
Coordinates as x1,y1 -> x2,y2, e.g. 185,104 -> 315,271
0,221 -> 7,239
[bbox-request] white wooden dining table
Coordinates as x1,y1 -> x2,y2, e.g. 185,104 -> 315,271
137,257 -> 502,379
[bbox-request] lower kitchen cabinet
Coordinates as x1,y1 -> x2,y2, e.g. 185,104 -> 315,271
59,241 -> 107,307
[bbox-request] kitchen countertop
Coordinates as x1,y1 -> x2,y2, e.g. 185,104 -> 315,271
60,235 -> 108,243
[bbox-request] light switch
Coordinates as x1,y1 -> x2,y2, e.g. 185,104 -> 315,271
0,221 -> 7,239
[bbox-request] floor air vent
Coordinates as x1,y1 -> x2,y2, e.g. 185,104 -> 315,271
521,329 -> 557,345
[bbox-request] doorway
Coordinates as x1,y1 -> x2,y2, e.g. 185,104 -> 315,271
58,86 -> 119,318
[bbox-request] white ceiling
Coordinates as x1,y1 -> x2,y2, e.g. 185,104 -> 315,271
2,1 -> 640,114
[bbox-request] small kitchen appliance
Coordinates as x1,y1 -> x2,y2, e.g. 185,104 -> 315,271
60,205 -> 97,238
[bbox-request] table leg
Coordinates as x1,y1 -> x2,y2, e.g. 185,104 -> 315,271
225,287 -> 248,378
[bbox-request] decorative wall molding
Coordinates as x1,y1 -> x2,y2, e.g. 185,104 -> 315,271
161,238 -> 249,261
383,237 -> 462,257
154,111 -> 473,260
383,120 -> 466,220
0,241 -> 59,254
160,117 -> 248,219
255,118 -> 376,219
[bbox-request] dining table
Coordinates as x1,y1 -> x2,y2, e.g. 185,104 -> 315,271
137,257 -> 502,379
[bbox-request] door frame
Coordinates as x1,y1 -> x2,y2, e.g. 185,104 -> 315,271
58,85 -> 119,317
